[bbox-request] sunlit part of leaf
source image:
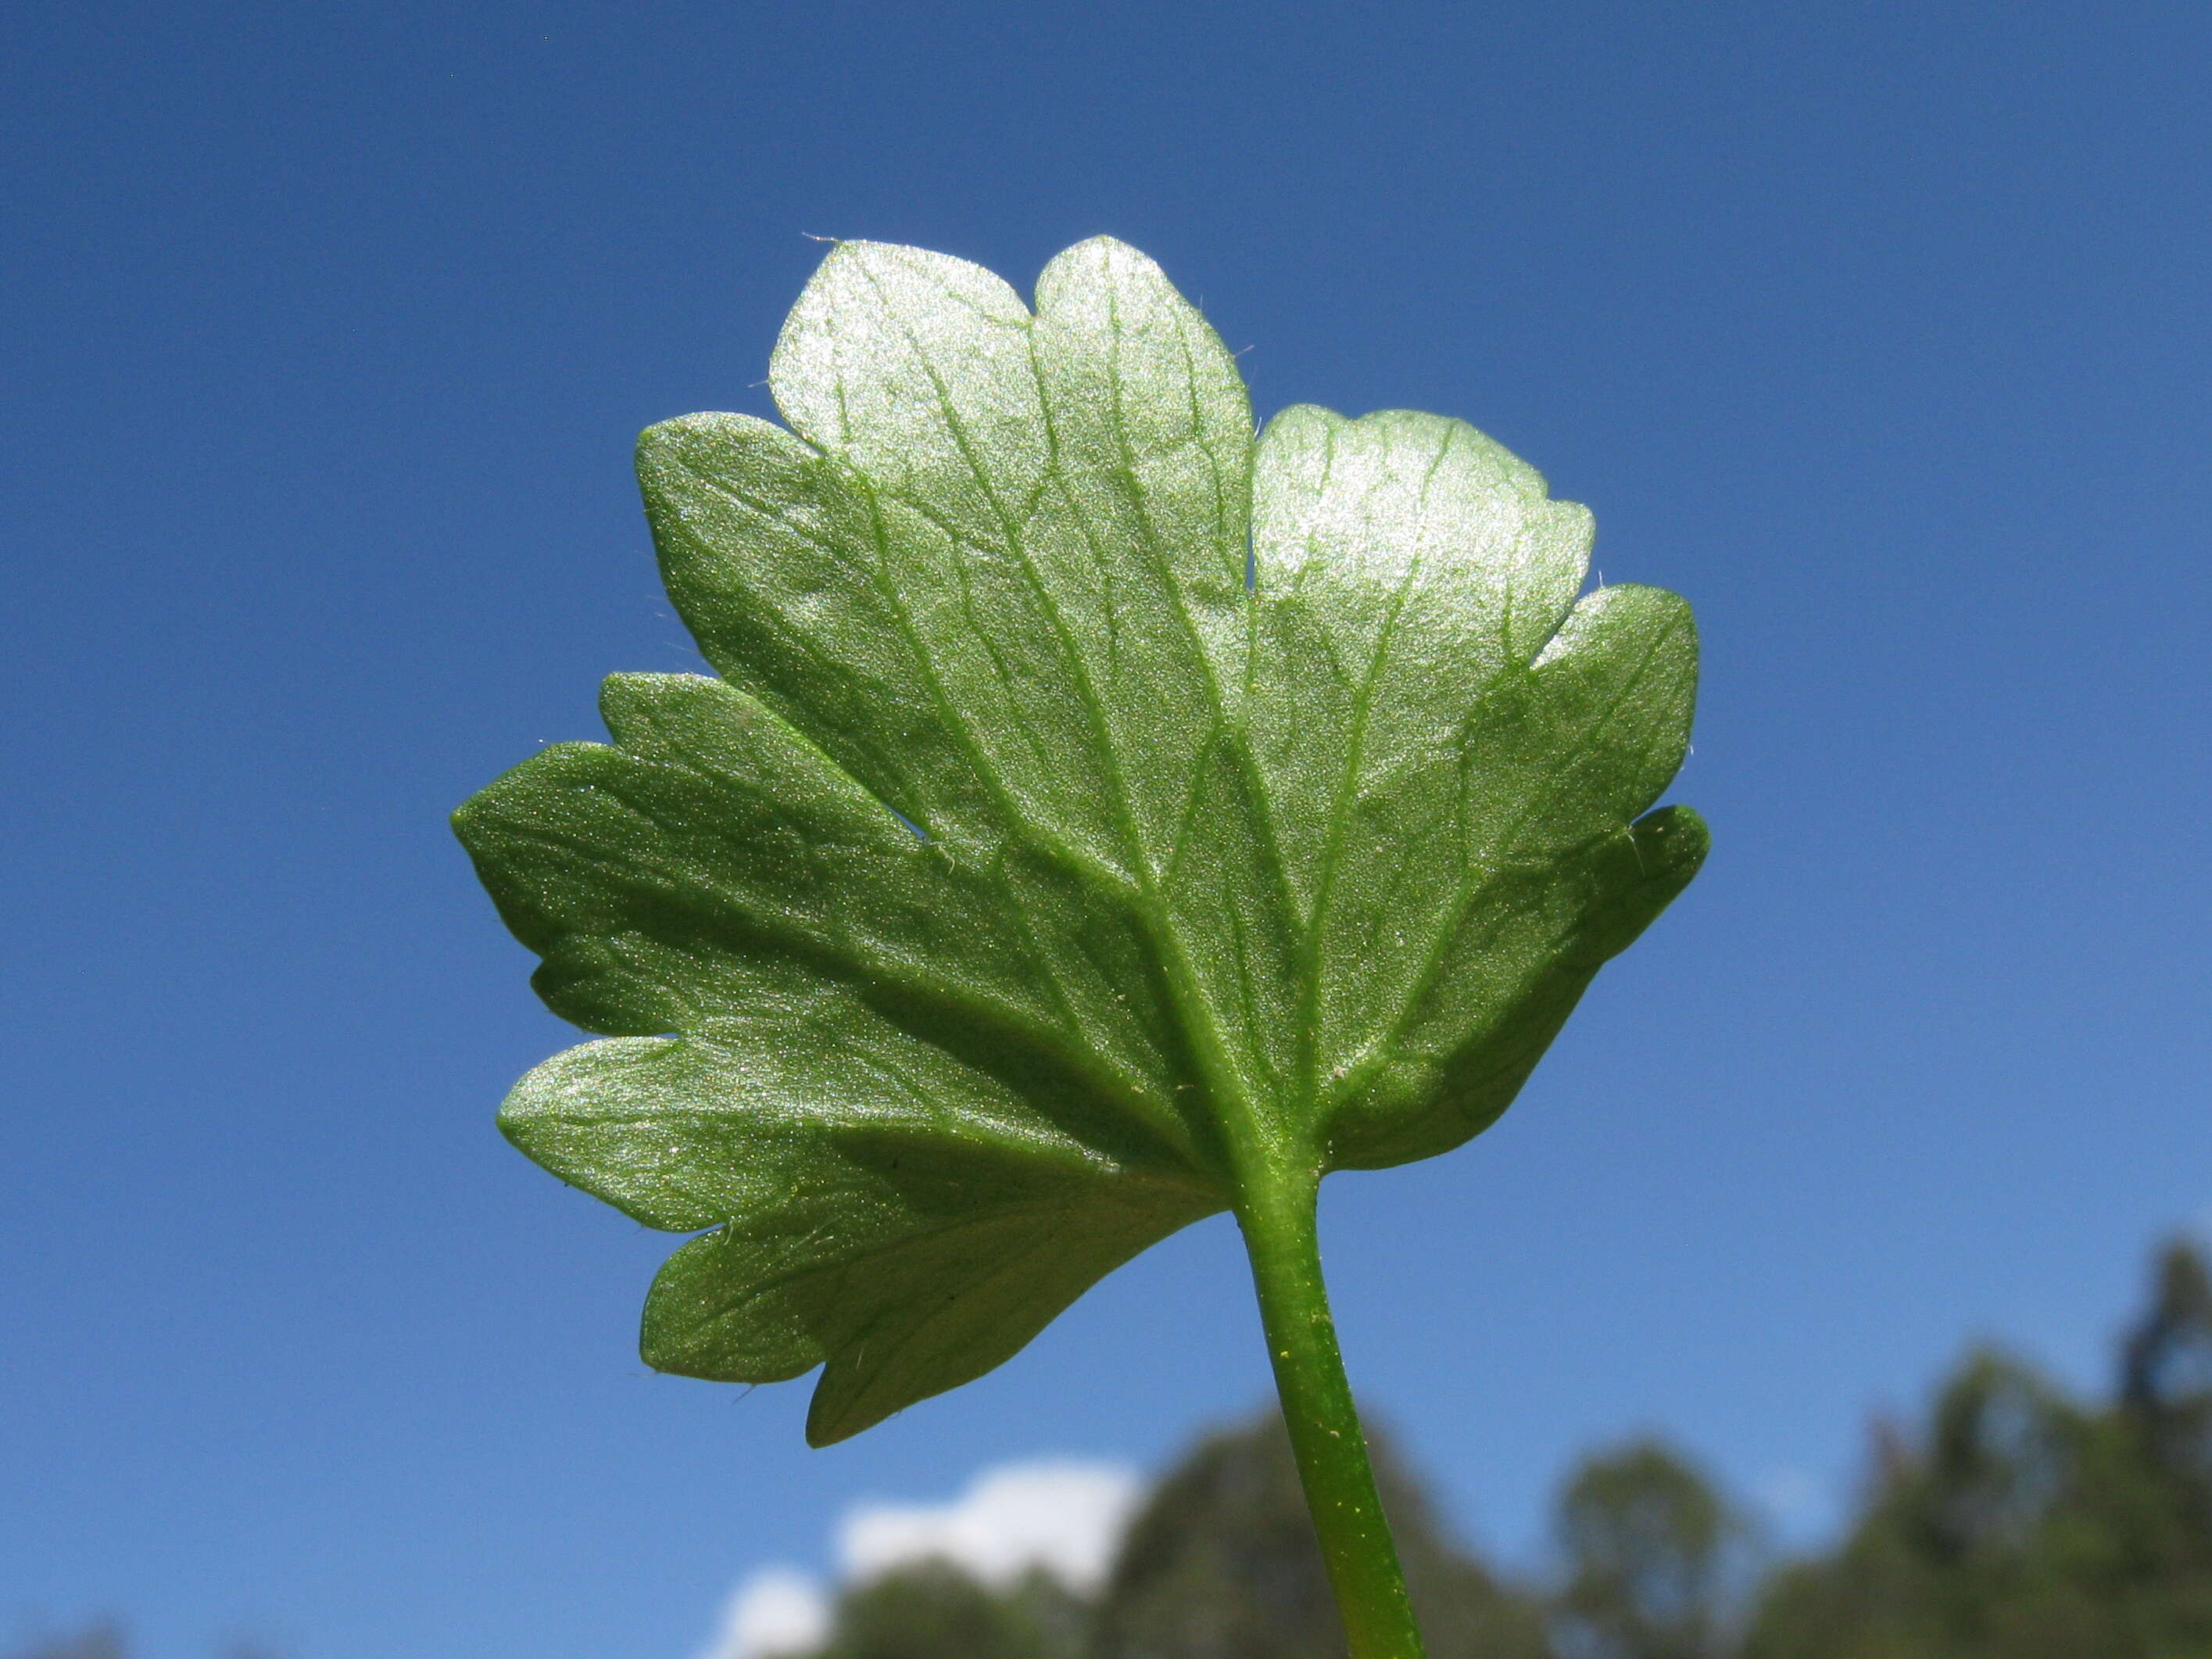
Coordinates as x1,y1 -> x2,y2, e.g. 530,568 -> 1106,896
456,236 -> 1705,1445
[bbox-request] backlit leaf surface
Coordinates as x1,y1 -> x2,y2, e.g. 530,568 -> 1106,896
456,238 -> 1705,1445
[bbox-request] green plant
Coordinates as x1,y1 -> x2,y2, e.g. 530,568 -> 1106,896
456,236 -> 1704,1659
1555,1439 -> 1745,1659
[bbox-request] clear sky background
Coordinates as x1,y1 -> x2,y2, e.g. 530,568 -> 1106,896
5,2 -> 2208,1656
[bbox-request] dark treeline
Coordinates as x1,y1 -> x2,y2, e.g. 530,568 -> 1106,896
2,1636 -> 274,1659
20,1242 -> 2212,1659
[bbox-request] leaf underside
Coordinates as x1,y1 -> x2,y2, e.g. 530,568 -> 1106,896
456,237 -> 1706,1445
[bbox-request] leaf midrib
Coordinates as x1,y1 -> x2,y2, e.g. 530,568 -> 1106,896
841,259 -> 1292,1184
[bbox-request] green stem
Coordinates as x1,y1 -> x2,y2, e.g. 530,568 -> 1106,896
1238,1173 -> 1427,1659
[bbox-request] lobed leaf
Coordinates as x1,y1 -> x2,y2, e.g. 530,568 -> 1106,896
456,237 -> 1706,1442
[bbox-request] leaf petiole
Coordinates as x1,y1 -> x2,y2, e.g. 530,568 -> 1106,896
1240,1173 -> 1428,1659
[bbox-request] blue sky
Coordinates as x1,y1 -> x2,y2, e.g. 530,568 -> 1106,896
5,2 -> 2208,1655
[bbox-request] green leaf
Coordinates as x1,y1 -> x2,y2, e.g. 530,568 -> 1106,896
456,236 -> 1705,1446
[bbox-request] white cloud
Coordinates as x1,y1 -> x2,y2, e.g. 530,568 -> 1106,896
697,1565 -> 832,1659
838,1459 -> 1143,1594
693,1457 -> 1144,1659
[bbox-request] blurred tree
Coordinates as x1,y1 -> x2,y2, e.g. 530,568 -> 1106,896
1750,1349 -> 2100,1658
1913,1349 -> 2076,1565
1090,1407 -> 1549,1659
1552,1440 -> 1745,1659
2101,1236 -> 2212,1644
812,1559 -> 1088,1659
2121,1238 -> 2212,1495
2,1629 -> 127,1659
1745,1242 -> 2212,1659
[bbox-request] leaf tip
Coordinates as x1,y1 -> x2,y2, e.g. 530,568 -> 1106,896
1637,801 -> 1711,872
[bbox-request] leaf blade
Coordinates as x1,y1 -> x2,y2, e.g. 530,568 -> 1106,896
457,238 -> 1706,1435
